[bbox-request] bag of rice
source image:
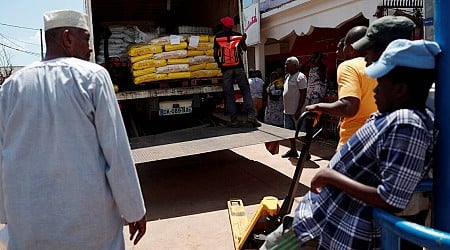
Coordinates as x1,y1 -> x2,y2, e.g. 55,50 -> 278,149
153,50 -> 188,60
155,64 -> 189,74
134,73 -> 168,84
189,55 -> 215,65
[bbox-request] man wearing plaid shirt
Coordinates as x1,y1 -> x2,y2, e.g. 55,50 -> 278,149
261,39 -> 441,250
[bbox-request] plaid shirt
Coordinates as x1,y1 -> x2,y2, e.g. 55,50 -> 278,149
292,109 -> 434,250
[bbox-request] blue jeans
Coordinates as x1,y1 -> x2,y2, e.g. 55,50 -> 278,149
222,67 -> 255,121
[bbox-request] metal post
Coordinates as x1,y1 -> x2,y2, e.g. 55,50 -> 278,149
433,0 -> 450,232
40,29 -> 44,60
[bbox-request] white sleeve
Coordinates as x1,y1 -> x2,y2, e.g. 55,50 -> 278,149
92,68 -> 146,222
297,72 -> 308,90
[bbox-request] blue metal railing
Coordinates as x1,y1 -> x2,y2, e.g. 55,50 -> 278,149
374,179 -> 450,249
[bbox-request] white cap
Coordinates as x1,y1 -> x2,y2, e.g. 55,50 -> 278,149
44,10 -> 89,31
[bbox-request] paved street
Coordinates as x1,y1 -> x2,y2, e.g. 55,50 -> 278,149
124,138 -> 337,249
0,138 -> 337,250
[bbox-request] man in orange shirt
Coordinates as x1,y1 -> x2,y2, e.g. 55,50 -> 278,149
306,26 -> 378,149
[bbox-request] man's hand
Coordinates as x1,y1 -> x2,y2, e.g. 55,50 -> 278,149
305,104 -> 322,115
310,168 -> 333,194
128,215 -> 147,245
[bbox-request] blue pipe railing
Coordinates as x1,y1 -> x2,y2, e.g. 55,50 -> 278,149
374,179 -> 450,249
373,208 -> 450,250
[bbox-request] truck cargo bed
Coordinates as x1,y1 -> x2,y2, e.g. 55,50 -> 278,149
130,122 -> 297,163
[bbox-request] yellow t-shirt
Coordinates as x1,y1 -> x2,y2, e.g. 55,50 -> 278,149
337,57 -> 378,147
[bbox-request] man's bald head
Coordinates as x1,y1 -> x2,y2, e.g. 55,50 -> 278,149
343,26 -> 367,60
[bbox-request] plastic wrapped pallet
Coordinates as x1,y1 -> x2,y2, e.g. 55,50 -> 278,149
187,50 -> 205,57
128,44 -> 163,57
189,55 -> 215,65
129,53 -> 154,64
164,42 -> 188,52
155,64 -> 189,74
132,59 -> 167,71
153,50 -> 188,60
132,67 -> 156,78
205,62 -> 218,70
167,58 -> 190,65
189,63 -> 207,72
168,72 -> 191,80
191,70 -> 220,78
134,73 -> 168,84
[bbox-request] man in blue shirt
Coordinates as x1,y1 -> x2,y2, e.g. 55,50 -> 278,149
261,39 -> 440,250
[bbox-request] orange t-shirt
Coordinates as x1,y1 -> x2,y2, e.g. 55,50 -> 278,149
337,57 -> 378,147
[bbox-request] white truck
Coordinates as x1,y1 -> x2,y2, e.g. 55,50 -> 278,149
84,0 -> 293,163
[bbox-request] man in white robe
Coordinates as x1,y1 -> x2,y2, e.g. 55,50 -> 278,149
0,10 -> 147,249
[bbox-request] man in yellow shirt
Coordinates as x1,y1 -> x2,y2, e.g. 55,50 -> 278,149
306,26 -> 378,149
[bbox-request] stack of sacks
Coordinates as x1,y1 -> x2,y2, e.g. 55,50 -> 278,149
187,35 -> 220,78
128,34 -> 220,84
97,25 -> 158,65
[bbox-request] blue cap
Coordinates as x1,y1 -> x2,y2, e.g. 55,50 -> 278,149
365,39 -> 441,78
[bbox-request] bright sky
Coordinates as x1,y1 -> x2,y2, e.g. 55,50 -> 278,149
0,0 -> 85,66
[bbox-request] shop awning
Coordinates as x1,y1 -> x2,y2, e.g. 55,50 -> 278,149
260,0 -> 380,41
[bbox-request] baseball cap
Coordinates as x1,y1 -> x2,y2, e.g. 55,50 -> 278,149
365,39 -> 441,78
44,10 -> 89,31
352,16 -> 415,51
221,16 -> 234,28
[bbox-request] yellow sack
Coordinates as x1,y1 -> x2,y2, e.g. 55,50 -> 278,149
217,71 -> 223,77
132,59 -> 167,70
205,49 -> 214,56
134,73 -> 168,84
153,50 -> 188,60
128,44 -> 163,57
168,72 -> 191,80
188,42 -> 213,51
206,62 -> 218,70
129,53 -> 154,64
189,55 -> 215,65
167,58 -> 190,65
187,50 -> 205,57
191,70 -> 219,78
208,36 -> 215,43
164,42 -> 188,52
189,63 -> 207,72
132,67 -> 156,78
156,64 -> 190,74
188,35 -> 209,43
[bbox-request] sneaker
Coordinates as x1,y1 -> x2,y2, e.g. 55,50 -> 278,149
281,150 -> 299,158
246,118 -> 262,127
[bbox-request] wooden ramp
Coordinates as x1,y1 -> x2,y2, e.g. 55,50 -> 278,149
130,123 -> 297,163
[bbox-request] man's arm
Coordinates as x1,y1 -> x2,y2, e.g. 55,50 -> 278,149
310,168 -> 401,212
306,97 -> 360,117
295,89 -> 307,119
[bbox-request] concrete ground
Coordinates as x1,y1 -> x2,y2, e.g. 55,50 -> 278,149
0,138 -> 337,250
124,138 -> 337,250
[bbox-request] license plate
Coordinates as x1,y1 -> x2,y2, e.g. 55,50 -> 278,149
159,100 -> 192,116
